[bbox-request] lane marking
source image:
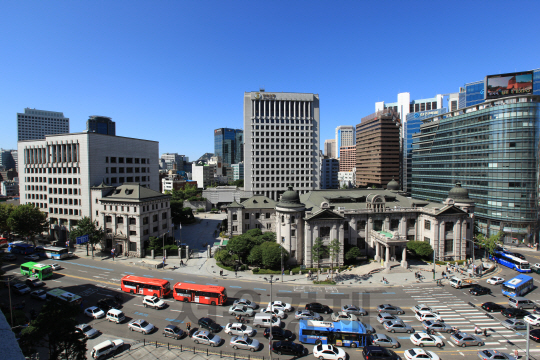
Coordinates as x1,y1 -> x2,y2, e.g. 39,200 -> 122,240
206,283 -> 218,286
254,288 -> 266,291
229,286 -> 242,288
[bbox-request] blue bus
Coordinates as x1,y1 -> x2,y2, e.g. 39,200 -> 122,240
298,320 -> 369,348
8,241 -> 35,255
490,251 -> 531,273
502,274 -> 534,297
35,246 -> 69,259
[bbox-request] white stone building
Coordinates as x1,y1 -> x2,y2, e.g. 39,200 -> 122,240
18,132 -> 159,241
338,169 -> 356,188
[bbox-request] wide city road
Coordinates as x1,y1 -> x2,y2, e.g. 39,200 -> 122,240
4,249 -> 540,360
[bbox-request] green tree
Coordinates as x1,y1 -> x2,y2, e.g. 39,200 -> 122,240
247,245 -> 263,265
0,203 -> 15,236
260,241 -> 288,269
312,237 -> 327,281
7,204 -> 49,247
69,217 -> 104,257
233,179 -> 244,187
406,241 -> 433,258
328,238 -> 341,280
345,247 -> 362,263
170,200 -> 184,225
479,231 -> 503,259
20,300 -> 87,360
214,248 -> 238,267
226,235 -> 253,263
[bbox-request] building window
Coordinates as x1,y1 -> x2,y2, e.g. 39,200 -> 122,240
408,219 -> 416,228
255,213 -> 260,219
105,216 -> 112,223
291,229 -> 296,236
129,218 -> 136,225
320,226 -> 330,237
424,220 -> 431,230
152,214 -> 158,222
143,229 -> 149,236
245,224 -> 250,230
162,213 -> 167,220
373,220 -> 383,231
245,213 -> 250,220
153,226 -> 158,232
291,250 -> 296,258
445,239 -> 453,253
232,226 -> 237,232
232,214 -> 237,221
117,217 -> 124,224
266,223 -> 272,229
390,219 -> 399,231
424,237 -> 431,242
129,231 -> 136,235
129,241 -> 137,251
265,213 -> 270,219
143,217 -> 148,225
162,224 -> 167,229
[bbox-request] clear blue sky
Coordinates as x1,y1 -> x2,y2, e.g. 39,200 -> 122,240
1,1 -> 539,161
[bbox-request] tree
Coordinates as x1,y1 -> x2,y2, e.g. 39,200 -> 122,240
247,245 -> 263,265
69,217 -> 104,257
406,241 -> 433,258
0,203 -> 15,237
260,241 -> 288,269
226,235 -> 254,262
328,238 -> 341,280
7,204 -> 48,247
312,237 -> 327,281
170,200 -> 184,225
345,247 -> 362,263
20,300 -> 87,360
479,231 -> 503,259
214,248 -> 238,267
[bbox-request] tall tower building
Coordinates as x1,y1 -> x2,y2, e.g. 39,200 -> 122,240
356,109 -> 401,188
214,128 -> 243,166
243,91 -> 320,201
87,115 -> 116,135
339,145 -> 356,172
17,108 -> 69,141
324,139 -> 336,158
335,125 -> 355,158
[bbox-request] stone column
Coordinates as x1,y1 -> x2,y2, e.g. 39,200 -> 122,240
338,223 -> 344,266
401,246 -> 408,268
401,216 -> 407,237
455,220 -> 461,260
432,219 -> 439,261
439,221 -> 445,261
384,245 -> 390,269
375,241 -> 380,261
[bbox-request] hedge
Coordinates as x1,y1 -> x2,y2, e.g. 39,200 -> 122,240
312,280 -> 337,285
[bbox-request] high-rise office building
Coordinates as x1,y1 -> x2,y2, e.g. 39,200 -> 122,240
214,128 -> 243,166
87,115 -> 116,135
18,132 -> 159,240
243,90 -> 320,201
356,109 -> 400,188
412,90 -> 540,244
321,158 -> 339,189
160,153 -> 186,171
17,108 -> 69,141
335,125 -> 355,158
0,149 -> 16,170
339,145 -> 356,172
324,139 -> 336,158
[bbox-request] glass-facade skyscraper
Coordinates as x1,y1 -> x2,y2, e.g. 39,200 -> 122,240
412,95 -> 540,244
87,115 -> 115,136
214,128 -> 243,166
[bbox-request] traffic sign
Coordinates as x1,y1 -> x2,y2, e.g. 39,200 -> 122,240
76,235 -> 89,245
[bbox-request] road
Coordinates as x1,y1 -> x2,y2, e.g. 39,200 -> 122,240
4,249 -> 540,360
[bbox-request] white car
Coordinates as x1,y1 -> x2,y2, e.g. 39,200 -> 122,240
404,348 -> 440,360
50,263 -> 62,270
410,332 -> 444,348
524,314 -> 540,326
260,307 -> 286,319
415,311 -> 442,322
224,323 -> 255,336
268,300 -> 292,312
412,305 -> 438,314
313,344 -> 347,360
84,306 -> 105,319
331,311 -> 358,322
486,277 -> 505,285
24,254 -> 40,261
143,295 -> 166,309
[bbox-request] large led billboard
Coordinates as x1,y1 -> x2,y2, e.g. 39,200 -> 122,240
485,71 -> 533,99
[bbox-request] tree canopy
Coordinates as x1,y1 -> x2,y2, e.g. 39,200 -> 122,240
406,240 -> 433,258
69,217 -> 104,256
477,231 -> 503,257
7,204 -> 48,246
0,203 -> 15,235
226,229 -> 276,263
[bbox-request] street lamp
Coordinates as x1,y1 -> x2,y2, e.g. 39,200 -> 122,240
263,275 -> 279,360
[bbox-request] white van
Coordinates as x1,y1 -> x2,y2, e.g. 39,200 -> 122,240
106,309 -> 125,324
91,339 -> 124,359
253,313 -> 281,328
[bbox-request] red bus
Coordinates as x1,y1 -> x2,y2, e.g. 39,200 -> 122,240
120,275 -> 171,298
172,282 -> 227,306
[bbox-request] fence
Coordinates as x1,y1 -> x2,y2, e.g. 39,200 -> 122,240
130,339 -> 268,360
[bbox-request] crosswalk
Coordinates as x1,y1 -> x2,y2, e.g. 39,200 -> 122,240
402,285 -> 532,354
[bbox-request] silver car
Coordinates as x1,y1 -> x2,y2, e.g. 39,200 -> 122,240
377,312 -> 401,324
341,304 -> 367,316
422,320 -> 453,333
331,311 -> 358,322
260,307 -> 286,319
128,319 -> 155,335
230,335 -> 260,352
383,320 -> 414,333
502,319 -> 527,331
377,304 -> 404,315
450,332 -> 484,347
295,310 -> 322,321
371,333 -> 399,349
224,323 -> 255,337
233,299 -> 258,309
75,324 -> 99,339
192,330 -> 221,347
359,321 -> 374,334
229,305 -> 255,317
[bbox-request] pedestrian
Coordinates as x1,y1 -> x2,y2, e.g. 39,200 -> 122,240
483,328 -> 488,337
220,269 -> 223,276
474,326 -> 479,335
186,322 -> 191,331
514,349 -> 519,358
235,269 -> 237,278
308,270 -> 312,279
180,259 -> 184,266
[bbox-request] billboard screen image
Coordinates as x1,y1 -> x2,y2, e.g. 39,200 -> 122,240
486,71 -> 533,99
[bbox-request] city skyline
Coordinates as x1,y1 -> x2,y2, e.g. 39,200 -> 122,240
1,1 -> 539,161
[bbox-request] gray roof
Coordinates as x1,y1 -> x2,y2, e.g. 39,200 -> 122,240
99,183 -> 170,203
240,195 -> 276,209
227,200 -> 244,209
299,189 -> 444,213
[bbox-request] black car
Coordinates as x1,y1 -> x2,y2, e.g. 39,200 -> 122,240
533,306 -> 540,315
3,253 -> 16,261
470,286 -> 491,296
502,308 -> 529,318
264,326 -> 293,341
482,302 -> 505,312
362,345 -> 399,360
513,253 -> 526,260
97,297 -> 121,312
305,302 -> 332,314
198,317 -> 221,333
272,341 -> 306,356
530,329 -> 540,343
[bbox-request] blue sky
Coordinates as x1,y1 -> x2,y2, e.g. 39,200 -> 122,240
1,1 -> 539,161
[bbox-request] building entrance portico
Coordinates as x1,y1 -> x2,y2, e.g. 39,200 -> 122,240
371,230 -> 408,269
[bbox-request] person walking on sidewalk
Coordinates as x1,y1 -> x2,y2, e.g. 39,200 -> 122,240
180,259 -> 184,266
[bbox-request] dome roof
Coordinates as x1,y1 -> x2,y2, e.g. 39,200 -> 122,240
387,179 -> 399,191
448,183 -> 474,203
277,186 -> 304,209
